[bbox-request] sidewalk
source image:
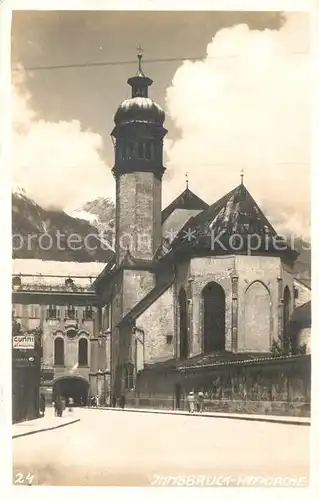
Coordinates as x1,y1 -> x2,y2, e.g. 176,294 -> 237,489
12,407 -> 80,439
98,406 -> 310,426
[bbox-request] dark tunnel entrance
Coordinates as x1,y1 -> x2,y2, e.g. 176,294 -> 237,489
53,377 -> 89,406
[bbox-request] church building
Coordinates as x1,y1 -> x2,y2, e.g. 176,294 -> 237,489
93,50 -> 311,413
12,50 -> 311,414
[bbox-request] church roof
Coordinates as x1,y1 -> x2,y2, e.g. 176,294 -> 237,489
162,187 -> 209,223
171,182 -> 298,259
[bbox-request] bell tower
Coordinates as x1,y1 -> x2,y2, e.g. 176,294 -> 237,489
111,47 -> 167,264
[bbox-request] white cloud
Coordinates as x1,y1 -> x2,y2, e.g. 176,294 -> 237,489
164,12 -> 311,238
12,67 -> 114,211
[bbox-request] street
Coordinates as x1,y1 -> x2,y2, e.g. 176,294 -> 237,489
13,408 -> 310,486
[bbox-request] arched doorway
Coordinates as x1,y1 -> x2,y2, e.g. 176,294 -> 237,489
53,376 -> 89,406
202,282 -> 226,353
179,287 -> 188,359
283,286 -> 291,349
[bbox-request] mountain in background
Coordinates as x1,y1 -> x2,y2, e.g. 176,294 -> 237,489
12,191 -> 311,287
12,190 -> 114,262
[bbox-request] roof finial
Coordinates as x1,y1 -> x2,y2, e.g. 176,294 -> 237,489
240,169 -> 244,185
137,44 -> 144,76
185,172 -> 189,190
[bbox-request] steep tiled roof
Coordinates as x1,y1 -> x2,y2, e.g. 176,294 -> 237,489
161,187 -> 209,223
171,183 -> 298,259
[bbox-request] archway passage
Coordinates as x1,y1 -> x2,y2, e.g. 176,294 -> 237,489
203,282 -> 226,353
53,377 -> 89,406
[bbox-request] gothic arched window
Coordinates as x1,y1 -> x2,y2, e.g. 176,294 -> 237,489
283,286 -> 291,348
54,338 -> 64,366
203,282 -> 226,353
179,287 -> 188,359
124,364 -> 134,390
78,338 -> 88,366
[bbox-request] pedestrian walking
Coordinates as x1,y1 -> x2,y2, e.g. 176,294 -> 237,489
55,397 -> 62,417
39,393 -> 46,417
112,395 -> 117,408
187,391 -> 195,413
120,394 -> 125,410
68,397 -> 74,413
197,391 -> 204,412
96,395 -> 100,408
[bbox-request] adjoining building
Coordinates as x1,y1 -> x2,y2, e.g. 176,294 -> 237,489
12,261 -> 111,406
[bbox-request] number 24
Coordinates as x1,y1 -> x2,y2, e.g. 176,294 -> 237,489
14,473 -> 34,485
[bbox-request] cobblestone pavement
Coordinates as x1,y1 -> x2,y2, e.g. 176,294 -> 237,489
12,408 -> 310,486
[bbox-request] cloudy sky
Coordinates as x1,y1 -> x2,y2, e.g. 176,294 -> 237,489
12,10 -> 310,237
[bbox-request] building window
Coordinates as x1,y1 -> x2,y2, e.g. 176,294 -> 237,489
54,338 -> 64,366
47,305 -> 59,320
66,328 -> 77,340
144,142 -> 153,160
12,276 -> 21,288
66,305 -> 76,320
203,282 -> 226,353
78,338 -> 88,366
83,306 -> 93,321
179,287 -> 189,359
138,142 -> 144,159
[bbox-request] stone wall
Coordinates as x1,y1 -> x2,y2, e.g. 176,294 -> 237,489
127,355 -> 310,417
235,255 -> 282,351
116,172 -> 161,263
136,285 -> 175,364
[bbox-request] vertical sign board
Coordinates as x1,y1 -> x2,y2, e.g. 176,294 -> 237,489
13,335 -> 35,350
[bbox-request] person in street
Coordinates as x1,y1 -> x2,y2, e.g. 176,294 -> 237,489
120,394 -> 125,409
39,393 -> 46,417
112,395 -> 117,408
55,397 -> 62,417
197,391 -> 204,412
68,397 -> 74,413
96,395 -> 100,408
187,391 -> 195,413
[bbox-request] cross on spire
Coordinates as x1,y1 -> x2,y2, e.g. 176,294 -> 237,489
240,169 -> 244,185
185,172 -> 189,189
137,44 -> 144,76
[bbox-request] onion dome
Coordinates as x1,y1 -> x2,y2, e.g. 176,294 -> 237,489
114,46 -> 165,126
114,97 -> 165,126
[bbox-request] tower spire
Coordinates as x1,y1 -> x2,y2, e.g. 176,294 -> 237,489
185,172 -> 189,190
137,44 -> 144,76
240,169 -> 244,185
127,45 -> 153,98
